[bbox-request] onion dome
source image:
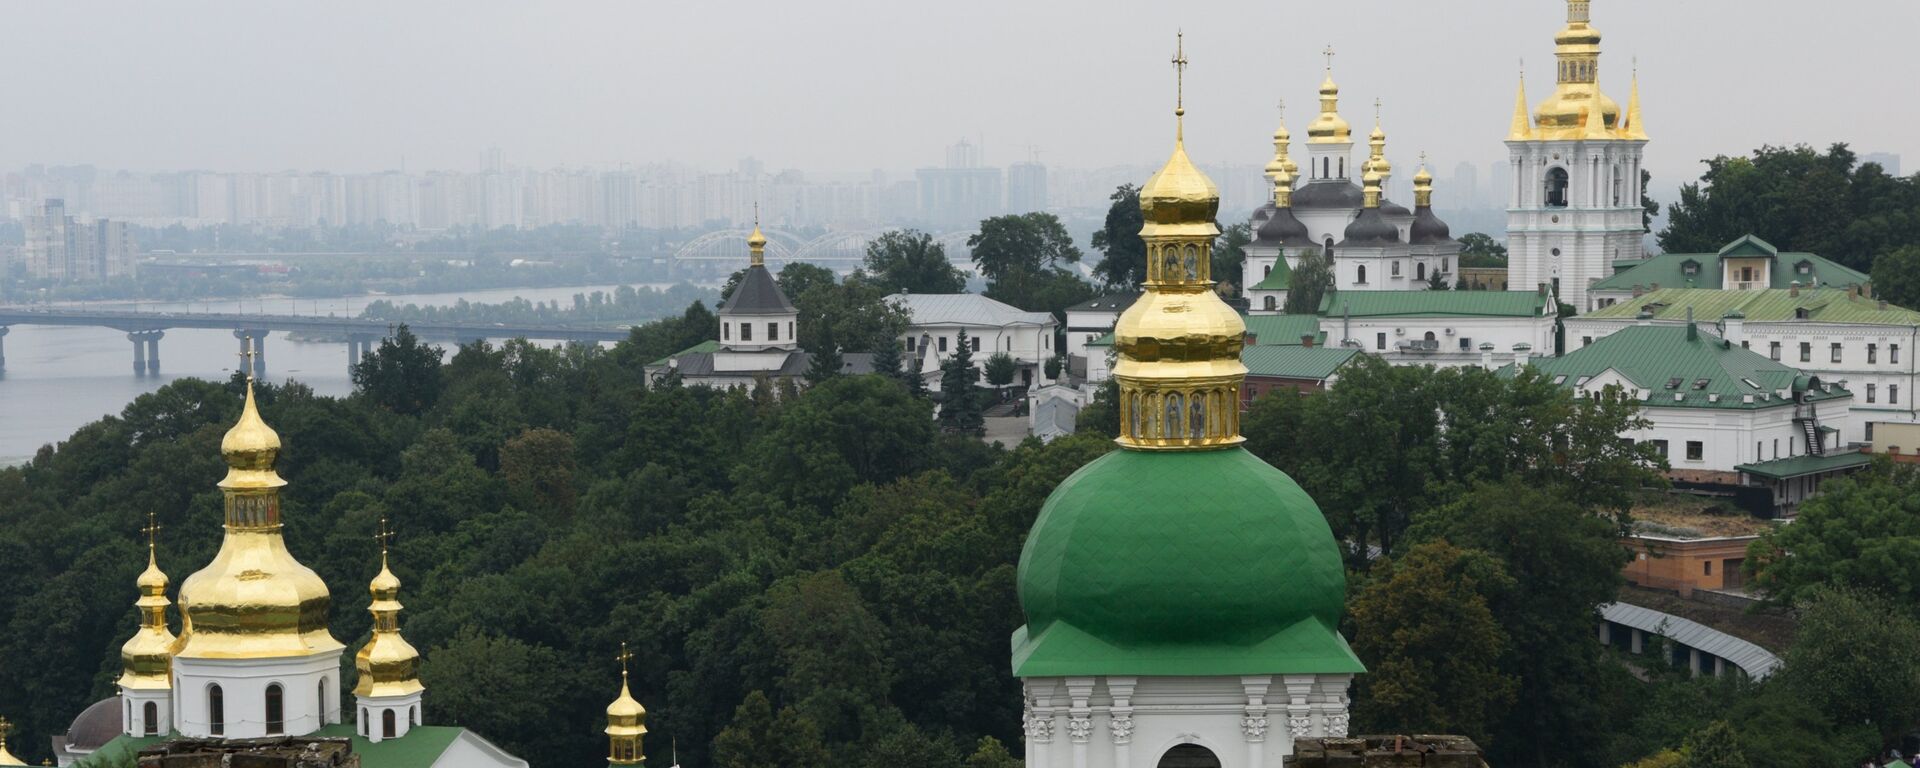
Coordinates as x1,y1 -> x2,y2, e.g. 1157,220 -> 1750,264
1533,0 -> 1619,139
1410,161 -> 1453,245
0,717 -> 24,766
1139,128 -> 1220,238
745,223 -> 768,267
1307,71 -> 1351,144
354,527 -> 424,700
1342,170 -> 1399,246
176,375 -> 342,661
1255,173 -> 1313,248
606,644 -> 648,766
1292,179 -> 1365,210
119,518 -> 177,691
1014,39 -> 1362,679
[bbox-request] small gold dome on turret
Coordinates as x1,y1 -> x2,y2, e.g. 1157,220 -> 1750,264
121,522 -> 179,690
356,522 -> 424,699
0,717 -> 25,766
220,383 -> 282,479
1139,130 -> 1221,237
1307,72 -> 1352,144
606,643 -> 649,766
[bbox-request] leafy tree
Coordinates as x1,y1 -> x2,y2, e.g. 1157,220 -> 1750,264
1090,184 -> 1147,289
420,629 -> 578,765
1350,541 -> 1517,742
984,266 -> 1095,321
983,353 -> 1017,389
1745,463 -> 1920,608
1641,169 -> 1660,235
805,325 -> 844,385
1042,356 -> 1062,380
1679,721 -> 1746,768
1659,143 -> 1920,270
867,330 -> 904,380
1213,222 -> 1251,295
1872,245 -> 1920,310
1425,270 -> 1450,291
1458,233 -> 1508,268
862,229 -> 966,295
1771,586 -> 1920,750
1283,248 -> 1334,315
969,212 -> 1083,281
711,691 -> 832,768
786,272 -> 910,357
1075,378 -> 1120,439
964,737 -> 1022,768
939,329 -> 984,431
1408,478 -> 1630,768
499,427 -> 578,521
351,324 -> 446,415
778,262 -> 841,303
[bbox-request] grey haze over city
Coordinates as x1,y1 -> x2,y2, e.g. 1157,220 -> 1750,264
6,0 -> 1916,183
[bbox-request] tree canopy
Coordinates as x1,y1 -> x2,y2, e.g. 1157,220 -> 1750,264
861,229 -> 967,295
1745,462 -> 1920,608
1089,184 -> 1147,290
1658,143 -> 1920,271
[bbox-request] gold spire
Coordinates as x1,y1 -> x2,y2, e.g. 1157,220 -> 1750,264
1267,100 -> 1298,206
1413,153 -> 1434,208
1307,45 -> 1351,144
119,512 -> 177,690
1114,36 -> 1246,452
606,643 -> 648,766
746,203 -> 767,267
355,516 -> 423,700
0,717 -> 25,766
1366,99 -> 1391,179
1622,63 -> 1648,140
1533,0 -> 1619,139
1508,66 -> 1534,140
176,336 -> 342,661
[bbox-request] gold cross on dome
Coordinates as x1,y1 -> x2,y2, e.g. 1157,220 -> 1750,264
0,716 -> 12,741
237,334 -> 257,382
1276,98 -> 1286,121
373,514 -> 395,556
1322,45 -> 1335,71
142,511 -> 163,553
1374,97 -> 1383,123
1170,31 -> 1188,112
616,641 -> 634,681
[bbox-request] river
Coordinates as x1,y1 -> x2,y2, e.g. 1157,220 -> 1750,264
0,284 -> 701,465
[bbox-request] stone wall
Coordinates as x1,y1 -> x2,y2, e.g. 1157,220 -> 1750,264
1291,735 -> 1487,768
136,737 -> 358,768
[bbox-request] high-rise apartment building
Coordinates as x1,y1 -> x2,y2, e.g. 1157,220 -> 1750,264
22,199 -> 136,281
1007,161 -> 1048,213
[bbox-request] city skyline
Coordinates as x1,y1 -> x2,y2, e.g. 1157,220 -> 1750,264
6,0 -> 1916,187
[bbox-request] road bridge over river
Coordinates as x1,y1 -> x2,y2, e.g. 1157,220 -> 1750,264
0,308 -> 631,376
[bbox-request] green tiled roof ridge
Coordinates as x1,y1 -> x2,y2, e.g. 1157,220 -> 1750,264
1592,240 -> 1868,293
1521,325 -> 1851,409
1583,287 -> 1920,325
1317,289 -> 1547,317
1242,346 -> 1359,380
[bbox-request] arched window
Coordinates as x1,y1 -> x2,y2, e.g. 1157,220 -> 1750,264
1322,157 -> 1330,178
318,679 -> 328,725
1263,264 -> 1272,277
265,684 -> 284,735
144,702 -> 158,736
382,708 -> 396,739
1263,296 -> 1277,311
1357,265 -> 1368,284
1417,263 -> 1427,281
361,708 -> 369,737
208,685 -> 225,736
1339,157 -> 1346,177
1545,167 -> 1570,208
722,322 -> 729,340
1158,744 -> 1222,768
1424,331 -> 1438,342
1322,237 -> 1334,258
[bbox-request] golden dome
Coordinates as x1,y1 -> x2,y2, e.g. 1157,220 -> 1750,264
1307,72 -> 1352,144
605,645 -> 648,766
746,223 -> 768,267
354,554 -> 423,699
120,539 -> 178,691
1413,159 -> 1435,207
1114,38 -> 1246,452
1532,0 -> 1618,139
176,381 -> 342,661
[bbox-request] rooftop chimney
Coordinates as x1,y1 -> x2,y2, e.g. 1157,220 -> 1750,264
1480,342 -> 1496,370
1632,284 -> 1645,298
1513,342 -> 1533,368
1686,307 -> 1698,341
1301,334 -> 1316,348
1722,311 -> 1746,347
1790,280 -> 1801,297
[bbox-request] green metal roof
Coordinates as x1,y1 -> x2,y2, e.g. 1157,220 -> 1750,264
81,726 -> 471,768
1514,324 -> 1852,410
1243,314 -> 1325,346
1583,287 -> 1920,325
1014,448 -> 1363,677
1086,332 -> 1114,348
1317,289 -> 1549,318
1734,451 -> 1874,480
1592,235 -> 1869,292
1251,256 -> 1293,290
1242,346 -> 1359,380
648,339 -> 720,367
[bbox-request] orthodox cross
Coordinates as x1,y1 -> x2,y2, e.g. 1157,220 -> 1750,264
373,514 -> 395,559
616,641 -> 634,682
142,511 -> 163,554
237,334 -> 257,383
1276,98 -> 1286,122
0,716 -> 12,745
1374,97 -> 1383,123
1170,31 -> 1188,113
1419,150 -> 1429,167
1322,45 -> 1336,71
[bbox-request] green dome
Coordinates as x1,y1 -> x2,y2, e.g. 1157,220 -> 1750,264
1012,448 -> 1362,677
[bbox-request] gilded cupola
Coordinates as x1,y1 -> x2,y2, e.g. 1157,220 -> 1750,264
1413,159 -> 1435,207
119,514 -> 177,690
745,217 -> 768,268
1533,0 -> 1619,139
1113,34 -> 1247,452
606,644 -> 648,766
0,717 -> 24,766
354,518 -> 423,700
1365,103 -> 1391,179
1306,57 -> 1352,145
175,351 -> 343,661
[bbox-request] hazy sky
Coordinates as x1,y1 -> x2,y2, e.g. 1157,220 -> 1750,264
6,0 -> 1916,184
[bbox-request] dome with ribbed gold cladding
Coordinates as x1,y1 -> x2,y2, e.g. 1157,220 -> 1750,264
1138,140 -> 1220,233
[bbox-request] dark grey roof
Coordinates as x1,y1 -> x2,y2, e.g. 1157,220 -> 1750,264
1066,294 -> 1140,313
1340,208 -> 1399,246
721,265 -> 796,315
1253,206 -> 1314,247
1380,198 -> 1412,217
1292,180 -> 1364,209
1410,205 -> 1454,245
1601,602 -> 1781,679
1249,201 -> 1277,229
64,697 -> 122,751
670,350 -> 876,379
